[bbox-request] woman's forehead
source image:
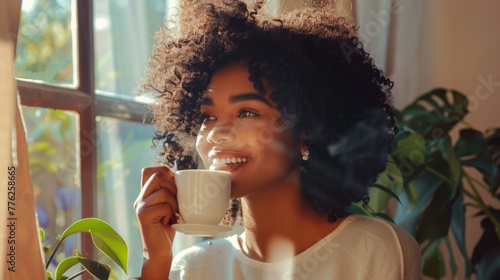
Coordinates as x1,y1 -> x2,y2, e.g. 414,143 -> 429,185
206,61 -> 253,90
199,60 -> 283,109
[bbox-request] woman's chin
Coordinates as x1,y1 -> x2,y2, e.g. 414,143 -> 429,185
229,187 -> 243,199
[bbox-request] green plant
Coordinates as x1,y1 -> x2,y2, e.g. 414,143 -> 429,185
41,218 -> 128,280
352,88 -> 500,279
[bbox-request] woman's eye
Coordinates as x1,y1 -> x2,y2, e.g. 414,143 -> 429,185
238,109 -> 260,118
201,114 -> 216,122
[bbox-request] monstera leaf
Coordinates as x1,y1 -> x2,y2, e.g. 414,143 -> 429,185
485,128 -> 500,196
398,88 -> 469,140
471,208 -> 500,280
456,129 -> 498,190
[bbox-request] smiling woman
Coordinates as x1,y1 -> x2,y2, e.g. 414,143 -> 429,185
134,0 -> 423,279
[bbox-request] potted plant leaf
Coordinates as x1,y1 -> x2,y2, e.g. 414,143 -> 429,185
41,218 -> 128,280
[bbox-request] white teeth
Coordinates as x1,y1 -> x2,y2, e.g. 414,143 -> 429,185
212,157 -> 250,166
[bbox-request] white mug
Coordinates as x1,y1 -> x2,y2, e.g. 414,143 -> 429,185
175,169 -> 231,225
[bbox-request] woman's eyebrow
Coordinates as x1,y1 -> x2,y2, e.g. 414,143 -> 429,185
229,93 -> 271,106
200,93 -> 272,107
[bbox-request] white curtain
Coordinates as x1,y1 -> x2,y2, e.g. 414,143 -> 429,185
354,0 -> 428,108
0,0 -> 46,278
354,0 -> 500,115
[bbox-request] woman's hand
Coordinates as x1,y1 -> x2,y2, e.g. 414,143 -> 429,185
134,166 -> 178,278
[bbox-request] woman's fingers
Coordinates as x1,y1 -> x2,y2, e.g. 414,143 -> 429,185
135,166 -> 177,267
140,188 -> 179,215
135,166 -> 179,226
137,202 -> 176,226
141,166 -> 174,186
140,167 -> 177,199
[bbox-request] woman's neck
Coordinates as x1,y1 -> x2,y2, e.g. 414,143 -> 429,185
239,175 -> 345,262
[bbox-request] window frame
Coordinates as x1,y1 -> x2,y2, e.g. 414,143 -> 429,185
17,1 -> 150,273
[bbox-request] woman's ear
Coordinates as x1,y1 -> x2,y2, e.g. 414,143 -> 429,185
300,133 -> 309,161
301,147 -> 309,161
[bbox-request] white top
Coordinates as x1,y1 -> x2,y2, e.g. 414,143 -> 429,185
169,215 -> 422,280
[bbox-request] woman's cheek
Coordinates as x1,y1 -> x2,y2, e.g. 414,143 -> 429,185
195,134 -> 210,165
235,121 -> 272,150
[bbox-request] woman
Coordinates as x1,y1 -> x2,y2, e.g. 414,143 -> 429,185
134,0 -> 422,279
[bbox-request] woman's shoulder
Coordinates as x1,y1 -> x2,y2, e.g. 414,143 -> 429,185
346,215 -> 417,245
343,214 -> 418,247
339,214 -> 422,277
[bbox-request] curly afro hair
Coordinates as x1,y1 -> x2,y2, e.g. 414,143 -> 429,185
140,0 -> 397,224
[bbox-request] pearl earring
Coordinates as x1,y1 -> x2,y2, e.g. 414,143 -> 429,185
302,150 -> 309,161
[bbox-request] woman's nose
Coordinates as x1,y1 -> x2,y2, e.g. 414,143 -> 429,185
207,120 -> 235,144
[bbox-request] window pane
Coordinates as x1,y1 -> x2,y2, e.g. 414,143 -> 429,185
21,106 -> 80,271
15,0 -> 77,87
95,116 -> 156,278
93,0 -> 167,98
